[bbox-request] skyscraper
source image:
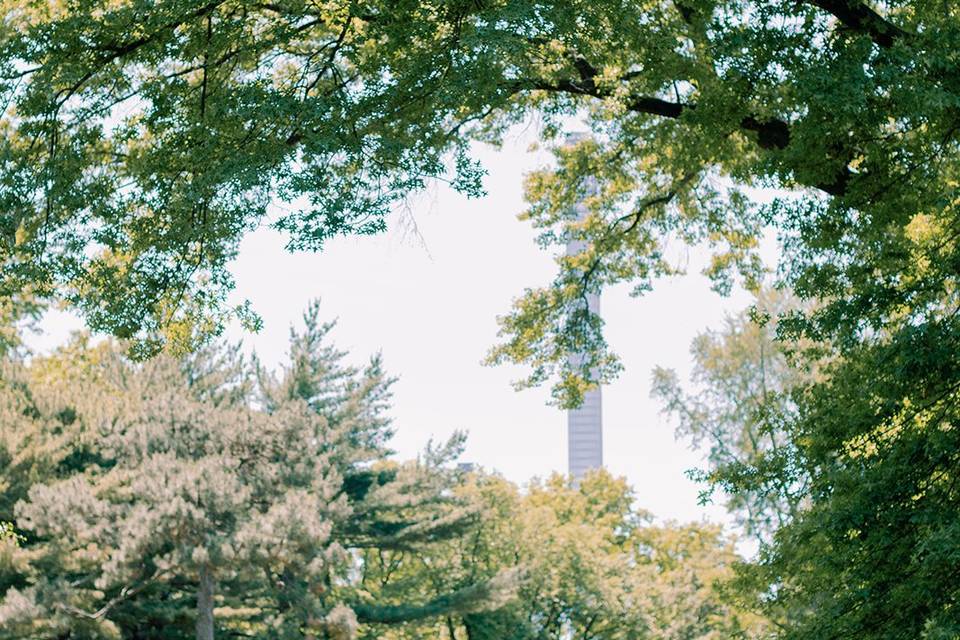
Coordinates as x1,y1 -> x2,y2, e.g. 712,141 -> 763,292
564,132 -> 603,481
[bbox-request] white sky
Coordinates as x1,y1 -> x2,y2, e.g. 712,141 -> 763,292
32,126 -> 776,530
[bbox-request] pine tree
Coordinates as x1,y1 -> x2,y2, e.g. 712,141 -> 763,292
0,304 -> 513,639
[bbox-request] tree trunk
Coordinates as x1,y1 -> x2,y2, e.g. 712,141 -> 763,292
196,563 -> 215,640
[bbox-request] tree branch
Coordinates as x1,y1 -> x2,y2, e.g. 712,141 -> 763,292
353,569 -> 519,624
55,0 -> 228,107
527,75 -> 850,196
806,0 -> 909,48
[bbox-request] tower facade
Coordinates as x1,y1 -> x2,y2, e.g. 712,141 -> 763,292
564,133 -> 603,481
567,346 -> 603,481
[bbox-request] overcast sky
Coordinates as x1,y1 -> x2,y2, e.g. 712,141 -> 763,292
33,125 -> 773,529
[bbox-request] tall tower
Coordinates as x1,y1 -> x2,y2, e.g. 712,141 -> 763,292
564,132 -> 603,481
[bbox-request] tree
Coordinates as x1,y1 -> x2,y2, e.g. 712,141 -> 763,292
720,311 -> 960,640
358,469 -> 769,640
651,287 -> 810,543
0,304 -> 514,639
651,280 -> 960,637
1,0 -> 497,354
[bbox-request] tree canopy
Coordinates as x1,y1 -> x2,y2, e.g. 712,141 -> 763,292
338,469 -> 768,640
0,304 -> 515,639
654,283 -> 960,639
0,308 -> 765,639
3,1 -> 953,371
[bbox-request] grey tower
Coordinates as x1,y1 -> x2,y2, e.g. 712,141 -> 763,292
565,132 -> 603,481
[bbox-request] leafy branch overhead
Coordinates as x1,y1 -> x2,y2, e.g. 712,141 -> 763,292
2,2 -> 946,374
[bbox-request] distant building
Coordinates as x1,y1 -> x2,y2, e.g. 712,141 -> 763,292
567,365 -> 603,481
564,132 -> 603,482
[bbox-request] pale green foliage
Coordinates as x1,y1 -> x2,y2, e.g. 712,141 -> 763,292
323,603 -> 359,640
0,339 -> 351,637
361,470 -> 769,640
652,287 -> 810,542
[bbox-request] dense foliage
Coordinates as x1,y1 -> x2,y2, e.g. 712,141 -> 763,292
656,285 -> 960,639
0,305 -> 514,639
360,470 -> 767,640
2,1 -> 952,372
3,2 -> 960,638
729,303 -> 960,640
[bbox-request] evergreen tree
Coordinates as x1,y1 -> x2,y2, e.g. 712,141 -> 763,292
0,305 -> 513,639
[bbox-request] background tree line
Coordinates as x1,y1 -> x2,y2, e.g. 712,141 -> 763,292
0,303 -> 763,639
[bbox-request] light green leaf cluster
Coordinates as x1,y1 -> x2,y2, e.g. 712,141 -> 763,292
651,286 -> 811,543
